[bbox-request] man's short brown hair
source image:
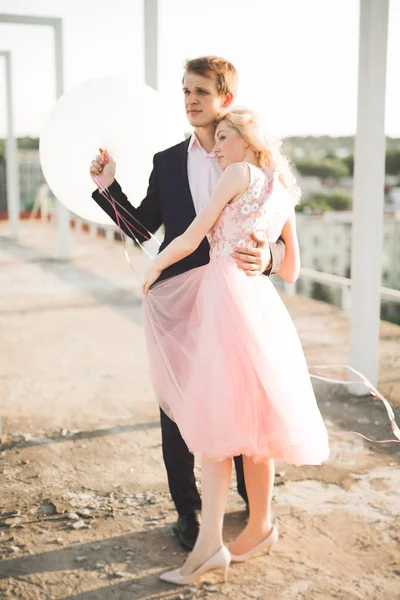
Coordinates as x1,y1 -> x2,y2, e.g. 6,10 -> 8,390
184,56 -> 238,98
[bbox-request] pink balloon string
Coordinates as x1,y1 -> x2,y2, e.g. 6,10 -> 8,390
309,365 -> 400,444
93,174 -> 158,285
92,176 -> 400,446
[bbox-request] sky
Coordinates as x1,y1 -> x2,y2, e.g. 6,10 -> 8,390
0,0 -> 399,139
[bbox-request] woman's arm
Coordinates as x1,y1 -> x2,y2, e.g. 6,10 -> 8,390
277,209 -> 300,284
142,163 -> 249,293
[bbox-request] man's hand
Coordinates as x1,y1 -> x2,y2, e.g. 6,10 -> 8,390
90,148 -> 116,189
232,231 -> 272,276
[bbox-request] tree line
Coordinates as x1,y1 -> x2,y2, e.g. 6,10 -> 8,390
0,137 -> 39,156
293,150 -> 400,181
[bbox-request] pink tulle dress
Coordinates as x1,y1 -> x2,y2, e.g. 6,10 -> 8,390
142,164 -> 329,466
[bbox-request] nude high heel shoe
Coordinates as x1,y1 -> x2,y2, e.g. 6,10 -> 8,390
159,545 -> 231,585
229,525 -> 279,563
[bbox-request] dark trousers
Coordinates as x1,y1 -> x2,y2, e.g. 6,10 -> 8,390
160,408 -> 248,516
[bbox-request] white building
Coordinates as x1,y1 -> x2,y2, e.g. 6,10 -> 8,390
296,212 -> 400,306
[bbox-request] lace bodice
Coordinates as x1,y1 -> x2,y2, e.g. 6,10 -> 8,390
207,163 -> 293,259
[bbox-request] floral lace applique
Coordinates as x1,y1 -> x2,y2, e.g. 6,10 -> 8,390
208,164 -> 287,259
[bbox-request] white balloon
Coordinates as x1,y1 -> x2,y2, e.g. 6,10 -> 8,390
39,78 -> 185,225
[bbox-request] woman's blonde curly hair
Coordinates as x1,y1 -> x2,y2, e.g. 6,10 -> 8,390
218,107 -> 301,204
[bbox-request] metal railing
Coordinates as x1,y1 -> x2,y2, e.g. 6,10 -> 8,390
278,267 -> 400,309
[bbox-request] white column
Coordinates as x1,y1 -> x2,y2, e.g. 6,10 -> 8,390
54,19 -> 69,260
341,285 -> 351,313
144,0 -> 159,91
143,0 -> 160,265
283,281 -> 296,297
0,14 -> 69,259
350,0 -> 389,389
1,51 -> 20,238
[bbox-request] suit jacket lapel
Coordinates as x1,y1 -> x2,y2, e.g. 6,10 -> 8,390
181,137 -> 197,221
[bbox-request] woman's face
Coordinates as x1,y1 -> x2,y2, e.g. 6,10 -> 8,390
213,121 -> 247,170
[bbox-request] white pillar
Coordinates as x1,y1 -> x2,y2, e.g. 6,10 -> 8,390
341,285 -> 351,313
143,0 -> 160,265
350,0 -> 389,389
106,227 -> 114,242
283,281 -> 296,297
144,0 -> 158,91
53,19 -> 69,260
0,14 -> 69,259
89,223 -> 97,238
1,51 -> 20,238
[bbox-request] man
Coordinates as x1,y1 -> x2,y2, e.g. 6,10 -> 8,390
90,56 -> 285,550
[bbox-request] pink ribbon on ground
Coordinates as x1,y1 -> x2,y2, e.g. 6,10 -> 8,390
309,365 -> 400,443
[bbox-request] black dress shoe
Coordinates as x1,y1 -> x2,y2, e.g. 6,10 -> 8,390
173,513 -> 200,550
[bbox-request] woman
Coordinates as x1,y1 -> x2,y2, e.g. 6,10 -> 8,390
141,108 -> 329,585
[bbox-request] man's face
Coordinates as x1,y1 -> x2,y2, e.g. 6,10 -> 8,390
183,72 -> 231,128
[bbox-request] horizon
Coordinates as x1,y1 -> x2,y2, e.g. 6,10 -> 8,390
2,132 -> 400,143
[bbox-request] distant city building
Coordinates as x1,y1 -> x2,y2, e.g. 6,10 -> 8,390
337,176 -> 353,190
294,172 -> 321,197
296,212 -> 400,292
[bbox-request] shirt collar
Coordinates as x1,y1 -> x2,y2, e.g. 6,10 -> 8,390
187,133 -> 216,158
187,133 -> 199,152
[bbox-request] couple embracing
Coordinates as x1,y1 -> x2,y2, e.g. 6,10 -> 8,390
90,55 -> 329,585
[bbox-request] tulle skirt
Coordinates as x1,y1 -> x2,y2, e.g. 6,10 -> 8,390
142,256 -> 329,466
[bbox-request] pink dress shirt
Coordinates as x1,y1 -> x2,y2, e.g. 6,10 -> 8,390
187,133 -> 222,215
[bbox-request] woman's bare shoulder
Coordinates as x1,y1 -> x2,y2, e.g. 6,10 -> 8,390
221,162 -> 250,190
